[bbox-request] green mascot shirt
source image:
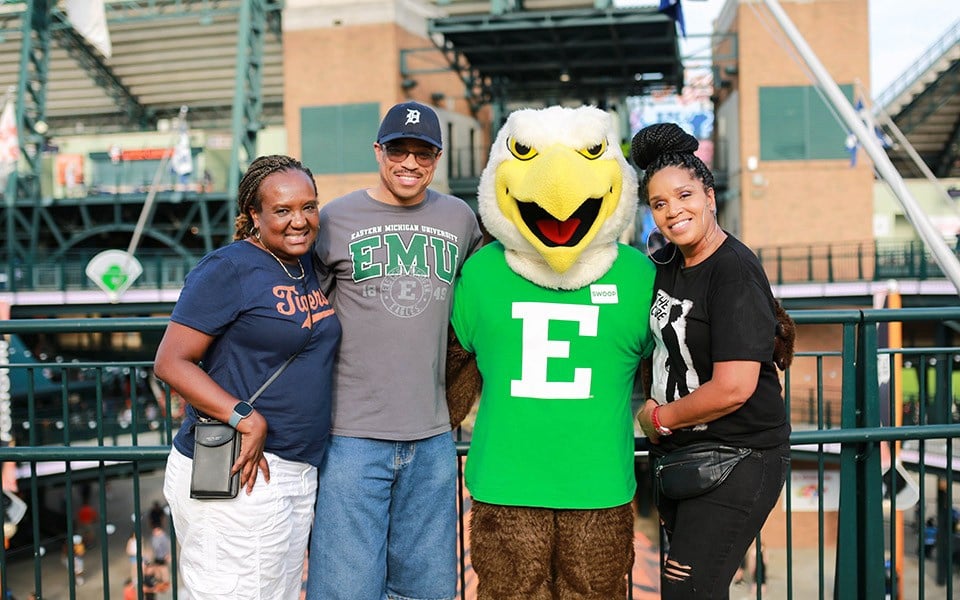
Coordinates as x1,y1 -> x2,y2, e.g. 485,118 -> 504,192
452,242 -> 656,509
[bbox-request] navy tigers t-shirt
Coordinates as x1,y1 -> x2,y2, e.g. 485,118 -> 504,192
170,240 -> 341,467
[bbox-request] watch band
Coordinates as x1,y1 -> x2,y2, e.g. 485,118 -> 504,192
228,402 -> 253,428
651,405 -> 672,436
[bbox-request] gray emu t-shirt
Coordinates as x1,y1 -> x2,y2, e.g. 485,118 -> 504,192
314,189 -> 482,441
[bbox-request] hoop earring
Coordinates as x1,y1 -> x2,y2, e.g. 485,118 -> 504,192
645,229 -> 677,266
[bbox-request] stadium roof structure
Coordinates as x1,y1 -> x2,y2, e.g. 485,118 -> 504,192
0,0 -> 951,180
876,21 -> 960,180
427,4 -> 684,107
0,0 -> 284,135
0,1 -> 682,135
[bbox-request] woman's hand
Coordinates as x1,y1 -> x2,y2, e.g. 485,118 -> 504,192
155,322 -> 274,494
637,363 -> 761,447
637,398 -> 662,444
233,410 -> 270,494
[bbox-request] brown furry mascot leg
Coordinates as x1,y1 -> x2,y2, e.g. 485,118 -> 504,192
554,503 -> 635,600
471,502 -> 554,600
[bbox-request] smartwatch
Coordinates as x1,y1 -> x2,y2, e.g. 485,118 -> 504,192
228,402 -> 254,428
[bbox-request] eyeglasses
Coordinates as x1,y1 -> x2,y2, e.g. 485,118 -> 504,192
381,145 -> 439,167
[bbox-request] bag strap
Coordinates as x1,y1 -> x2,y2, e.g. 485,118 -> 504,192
199,308 -> 314,422
246,349 -> 298,406
246,285 -> 317,406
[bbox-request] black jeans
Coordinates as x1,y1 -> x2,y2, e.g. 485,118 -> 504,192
655,443 -> 789,599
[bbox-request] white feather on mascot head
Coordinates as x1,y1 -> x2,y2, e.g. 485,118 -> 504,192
477,105 -> 638,290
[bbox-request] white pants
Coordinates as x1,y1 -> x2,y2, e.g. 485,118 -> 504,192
164,447 -> 316,600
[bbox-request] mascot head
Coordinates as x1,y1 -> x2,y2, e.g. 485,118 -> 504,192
477,105 -> 638,290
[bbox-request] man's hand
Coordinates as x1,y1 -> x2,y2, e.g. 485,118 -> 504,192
637,398 -> 662,445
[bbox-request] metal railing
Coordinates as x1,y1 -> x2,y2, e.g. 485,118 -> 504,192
2,310 -> 960,599
756,239 -> 959,285
0,251 -> 199,294
3,239 -> 953,295
873,19 -> 960,109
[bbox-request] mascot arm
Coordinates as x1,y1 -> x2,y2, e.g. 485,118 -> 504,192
446,324 -> 482,428
773,299 -> 796,371
639,358 -> 653,400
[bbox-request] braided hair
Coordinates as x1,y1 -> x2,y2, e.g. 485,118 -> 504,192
630,123 -> 714,203
233,154 -> 318,240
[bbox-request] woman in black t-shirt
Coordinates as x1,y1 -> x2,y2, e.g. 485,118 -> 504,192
632,122 -> 794,599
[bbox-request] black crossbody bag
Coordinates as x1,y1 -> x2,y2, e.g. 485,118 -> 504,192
654,443 -> 752,500
190,350 -> 302,500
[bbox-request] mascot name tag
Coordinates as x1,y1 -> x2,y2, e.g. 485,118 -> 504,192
589,284 -> 619,304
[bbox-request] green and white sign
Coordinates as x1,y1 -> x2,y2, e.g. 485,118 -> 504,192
85,250 -> 143,302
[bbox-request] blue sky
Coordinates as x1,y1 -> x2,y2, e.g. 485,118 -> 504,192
868,0 -> 959,96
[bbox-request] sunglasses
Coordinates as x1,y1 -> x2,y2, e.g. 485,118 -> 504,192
381,145 -> 439,167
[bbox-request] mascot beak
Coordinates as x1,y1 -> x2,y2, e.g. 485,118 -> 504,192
495,143 -> 622,273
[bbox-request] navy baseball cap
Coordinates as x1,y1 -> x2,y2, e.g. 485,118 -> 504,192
377,101 -> 443,150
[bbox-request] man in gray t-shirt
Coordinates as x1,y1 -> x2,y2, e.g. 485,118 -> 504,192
306,101 -> 482,600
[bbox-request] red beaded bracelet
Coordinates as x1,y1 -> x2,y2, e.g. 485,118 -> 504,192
651,405 -> 673,436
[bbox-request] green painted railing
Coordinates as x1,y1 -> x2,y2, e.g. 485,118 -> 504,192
756,239 -> 959,285
2,239 -> 957,295
0,251 -> 199,294
2,310 -> 960,599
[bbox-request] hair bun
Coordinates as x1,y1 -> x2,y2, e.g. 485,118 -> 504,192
630,123 -> 699,170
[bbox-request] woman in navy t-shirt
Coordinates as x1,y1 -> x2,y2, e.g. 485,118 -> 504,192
154,155 -> 341,599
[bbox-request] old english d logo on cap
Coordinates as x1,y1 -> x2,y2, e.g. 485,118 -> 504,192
404,108 -> 421,126
377,101 -> 443,150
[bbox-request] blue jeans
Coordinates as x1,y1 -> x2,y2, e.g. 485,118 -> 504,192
655,443 -> 789,599
306,432 -> 458,600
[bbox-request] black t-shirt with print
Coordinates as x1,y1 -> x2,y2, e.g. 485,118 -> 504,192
649,234 -> 790,450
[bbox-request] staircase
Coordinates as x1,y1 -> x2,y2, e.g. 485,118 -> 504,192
875,20 -> 960,179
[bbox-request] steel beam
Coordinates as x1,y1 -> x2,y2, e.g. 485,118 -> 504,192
49,8 -> 152,129
226,0 -> 268,242
4,0 -> 51,292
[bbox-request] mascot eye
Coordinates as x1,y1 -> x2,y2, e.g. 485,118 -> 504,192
508,138 -> 538,161
578,141 -> 607,160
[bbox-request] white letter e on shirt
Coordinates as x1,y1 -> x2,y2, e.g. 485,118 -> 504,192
511,302 -> 599,399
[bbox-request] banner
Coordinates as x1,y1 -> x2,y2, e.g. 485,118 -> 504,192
56,154 -> 85,185
628,76 -> 714,169
0,98 -> 17,192
658,0 -> 686,37
845,96 -> 892,167
0,302 -> 10,447
171,128 -> 193,178
65,0 -> 112,58
788,469 -> 840,512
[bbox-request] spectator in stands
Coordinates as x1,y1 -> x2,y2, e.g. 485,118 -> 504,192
734,540 -> 767,594
71,534 -> 86,586
632,123 -> 793,598
2,439 -> 18,546
150,525 -> 170,584
141,562 -> 160,600
75,498 -> 97,547
126,531 -> 139,581
123,578 -> 136,600
1,440 -> 19,600
147,500 -> 165,530
154,155 -> 341,599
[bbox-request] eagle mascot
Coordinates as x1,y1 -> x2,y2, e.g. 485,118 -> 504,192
447,105 -> 656,600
